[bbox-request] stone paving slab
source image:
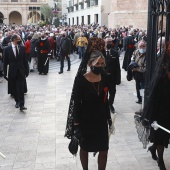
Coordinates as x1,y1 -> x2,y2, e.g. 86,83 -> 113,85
0,54 -> 169,170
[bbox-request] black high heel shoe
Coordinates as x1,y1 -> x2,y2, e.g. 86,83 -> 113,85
157,158 -> 167,170
147,146 -> 158,161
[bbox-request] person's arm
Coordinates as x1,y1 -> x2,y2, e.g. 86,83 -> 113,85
76,37 -> 79,47
85,37 -> 88,45
24,41 -> 28,50
115,51 -> 121,85
23,47 -> 29,77
68,38 -> 71,55
3,47 -> 9,79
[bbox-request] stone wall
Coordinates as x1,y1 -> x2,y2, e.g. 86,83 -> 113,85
108,0 -> 148,29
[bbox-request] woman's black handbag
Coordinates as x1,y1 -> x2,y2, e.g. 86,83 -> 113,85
68,136 -> 79,156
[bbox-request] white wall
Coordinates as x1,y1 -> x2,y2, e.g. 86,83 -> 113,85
67,5 -> 101,25
67,0 -> 111,26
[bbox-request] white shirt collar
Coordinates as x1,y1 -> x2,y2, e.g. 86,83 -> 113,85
11,42 -> 17,48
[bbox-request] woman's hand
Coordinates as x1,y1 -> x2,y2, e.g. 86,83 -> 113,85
74,124 -> 81,140
132,68 -> 137,72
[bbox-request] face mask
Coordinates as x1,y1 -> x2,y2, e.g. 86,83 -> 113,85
111,35 -> 115,38
63,34 -> 66,37
41,36 -> 45,39
41,37 -> 46,40
17,41 -> 22,45
106,44 -> 112,49
90,66 -> 103,75
139,48 -> 146,54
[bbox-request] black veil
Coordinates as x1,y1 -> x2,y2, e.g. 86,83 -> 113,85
134,43 -> 170,148
65,37 -> 106,139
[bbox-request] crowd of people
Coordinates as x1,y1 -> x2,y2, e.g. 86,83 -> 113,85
0,23 -> 169,170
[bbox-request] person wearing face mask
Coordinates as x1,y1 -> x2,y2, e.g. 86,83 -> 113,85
105,38 -> 121,113
3,34 -> 29,111
37,34 -> 51,75
132,41 -> 146,104
66,49 -> 112,170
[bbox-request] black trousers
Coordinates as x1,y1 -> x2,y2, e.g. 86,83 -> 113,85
60,51 -> 71,71
134,72 -> 144,102
107,76 -> 116,106
12,71 -> 25,106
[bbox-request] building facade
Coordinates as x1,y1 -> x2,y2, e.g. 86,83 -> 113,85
108,0 -> 148,29
66,0 -> 111,26
0,0 -> 48,25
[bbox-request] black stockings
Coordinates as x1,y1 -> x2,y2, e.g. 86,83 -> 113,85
80,149 -> 108,170
156,145 -> 164,159
80,149 -> 88,170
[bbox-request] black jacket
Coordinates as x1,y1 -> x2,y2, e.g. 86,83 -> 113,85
2,36 -> 11,47
30,39 -> 39,58
105,49 -> 121,85
60,37 -> 71,54
3,45 -> 29,79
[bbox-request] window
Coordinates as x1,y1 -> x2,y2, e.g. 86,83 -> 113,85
72,18 -> 74,25
77,17 -> 79,25
29,7 -> 40,11
30,0 -> 37,2
87,15 -> 90,24
87,1 -> 90,7
11,0 -> 18,2
69,18 -> 70,25
94,14 -> 98,23
90,0 -> 94,6
94,0 -> 98,5
82,16 -> 84,24
76,5 -> 78,11
81,3 -> 84,9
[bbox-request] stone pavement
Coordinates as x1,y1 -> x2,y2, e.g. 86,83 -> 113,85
0,53 -> 170,170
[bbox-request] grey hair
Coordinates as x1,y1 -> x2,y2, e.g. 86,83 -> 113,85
88,50 -> 105,65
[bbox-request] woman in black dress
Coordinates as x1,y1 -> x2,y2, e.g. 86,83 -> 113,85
65,38 -> 112,170
73,50 -> 111,170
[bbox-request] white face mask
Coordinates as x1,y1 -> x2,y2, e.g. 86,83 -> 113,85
139,48 -> 146,54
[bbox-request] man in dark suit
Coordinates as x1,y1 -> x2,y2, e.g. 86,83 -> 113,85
58,31 -> 71,74
122,30 -> 136,71
105,38 -> 121,113
3,34 -> 29,111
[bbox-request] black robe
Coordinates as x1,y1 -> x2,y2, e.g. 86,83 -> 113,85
122,36 -> 136,71
37,39 -> 50,74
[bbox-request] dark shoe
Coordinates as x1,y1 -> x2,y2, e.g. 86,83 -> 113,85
135,100 -> 142,104
58,71 -> 63,74
30,69 -> 34,72
67,68 -> 70,71
20,106 -> 27,111
44,73 -> 47,75
135,109 -> 143,115
15,102 -> 20,108
157,158 -> 167,170
147,145 -> 158,161
110,105 -> 115,113
39,72 -> 42,75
